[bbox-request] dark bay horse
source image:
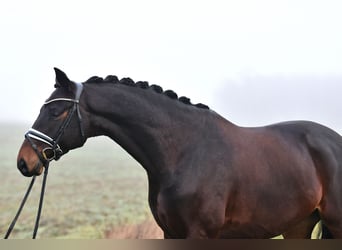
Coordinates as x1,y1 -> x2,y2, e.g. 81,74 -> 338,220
17,68 -> 342,238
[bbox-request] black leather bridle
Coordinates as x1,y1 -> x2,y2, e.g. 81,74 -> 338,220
25,82 -> 85,165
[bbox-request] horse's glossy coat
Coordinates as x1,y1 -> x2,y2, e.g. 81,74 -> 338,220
17,69 -> 342,238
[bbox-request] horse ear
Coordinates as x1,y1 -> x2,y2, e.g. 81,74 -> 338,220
54,67 -> 71,88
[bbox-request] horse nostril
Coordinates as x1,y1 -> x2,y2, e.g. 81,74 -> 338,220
17,158 -> 28,174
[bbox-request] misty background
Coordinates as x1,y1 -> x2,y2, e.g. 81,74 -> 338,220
0,0 -> 341,133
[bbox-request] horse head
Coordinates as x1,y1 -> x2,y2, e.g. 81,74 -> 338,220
17,68 -> 87,176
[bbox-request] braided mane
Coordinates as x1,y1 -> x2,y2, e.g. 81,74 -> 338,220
83,75 -> 209,109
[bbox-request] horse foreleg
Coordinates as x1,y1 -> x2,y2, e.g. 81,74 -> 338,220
282,211 -> 321,239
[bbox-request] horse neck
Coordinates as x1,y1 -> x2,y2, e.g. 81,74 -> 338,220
82,83 -> 213,176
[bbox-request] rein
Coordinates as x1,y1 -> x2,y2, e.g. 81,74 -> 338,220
4,175 -> 36,238
4,165 -> 49,239
4,82 -> 84,239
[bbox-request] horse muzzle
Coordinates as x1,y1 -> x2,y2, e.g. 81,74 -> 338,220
16,130 -> 58,177
17,157 -> 43,177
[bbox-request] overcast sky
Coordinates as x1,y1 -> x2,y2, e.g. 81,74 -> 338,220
1,0 -> 341,133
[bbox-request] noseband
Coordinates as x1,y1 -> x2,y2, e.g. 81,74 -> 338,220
25,82 -> 85,164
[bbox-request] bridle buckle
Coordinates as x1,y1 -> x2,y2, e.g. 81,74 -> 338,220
42,146 -> 62,162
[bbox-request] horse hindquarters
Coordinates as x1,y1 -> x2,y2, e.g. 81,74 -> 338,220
306,131 -> 342,238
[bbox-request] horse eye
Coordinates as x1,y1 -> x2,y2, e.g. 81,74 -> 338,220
48,107 -> 61,117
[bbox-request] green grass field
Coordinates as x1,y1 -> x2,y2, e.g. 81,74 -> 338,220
0,123 -> 156,239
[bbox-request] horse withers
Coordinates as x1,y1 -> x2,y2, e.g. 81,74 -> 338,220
17,68 -> 342,238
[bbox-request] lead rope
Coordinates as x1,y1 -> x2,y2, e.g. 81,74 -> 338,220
4,164 -> 49,239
